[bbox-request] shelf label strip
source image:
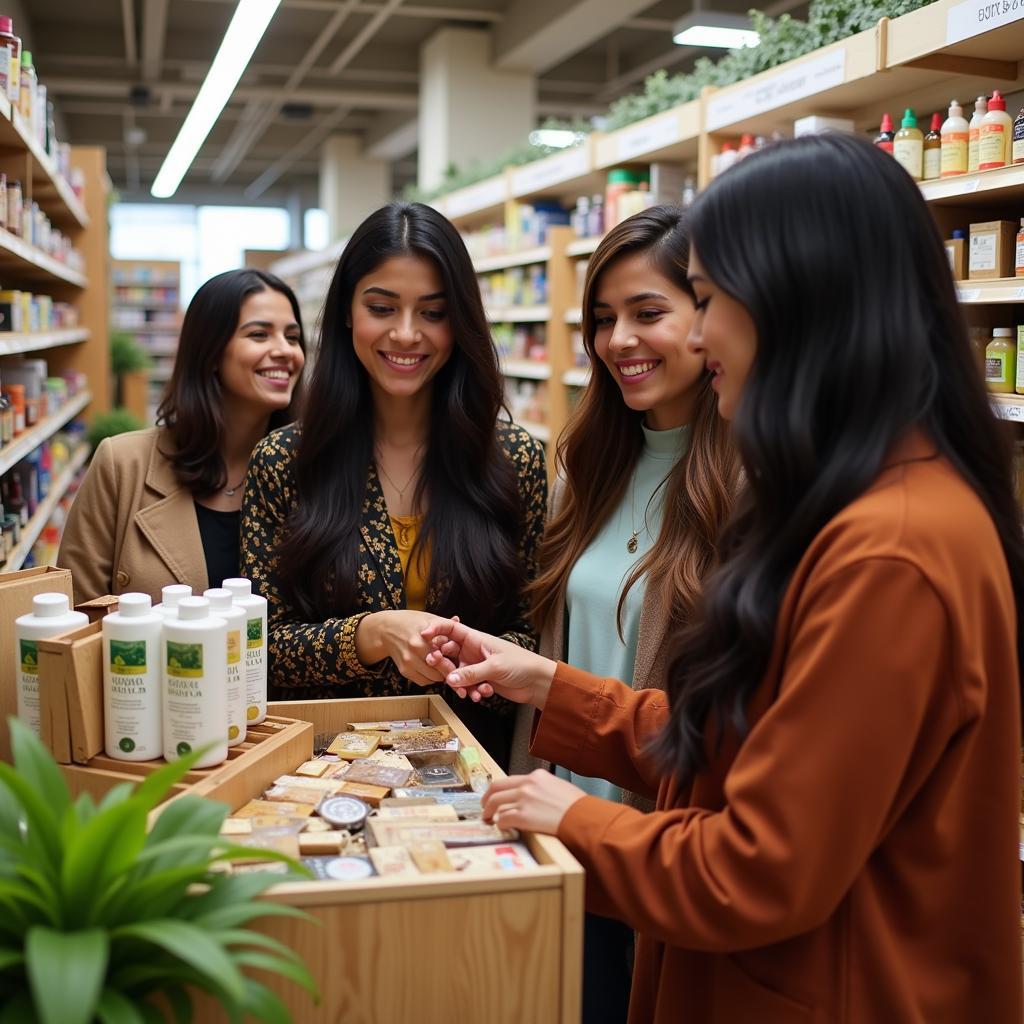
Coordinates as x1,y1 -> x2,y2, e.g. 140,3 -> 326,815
946,0 -> 1024,45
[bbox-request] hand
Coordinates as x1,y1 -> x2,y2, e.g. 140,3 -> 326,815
355,610 -> 459,687
482,770 -> 586,835
421,619 -> 555,709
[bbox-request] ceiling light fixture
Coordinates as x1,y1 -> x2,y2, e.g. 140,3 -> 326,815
151,0 -> 282,198
528,129 -> 584,149
672,9 -> 760,49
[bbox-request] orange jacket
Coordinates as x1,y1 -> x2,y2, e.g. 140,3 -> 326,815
532,436 -> 1022,1023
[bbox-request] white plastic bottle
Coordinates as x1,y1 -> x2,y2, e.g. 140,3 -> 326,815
162,596 -> 228,768
204,587 -> 247,746
940,99 -> 970,178
222,578 -> 268,725
14,593 -> 88,736
968,95 -> 988,173
978,90 -> 1013,171
154,583 -> 191,619
102,592 -> 163,761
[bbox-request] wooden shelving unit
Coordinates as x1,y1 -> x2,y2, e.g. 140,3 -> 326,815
111,259 -> 181,424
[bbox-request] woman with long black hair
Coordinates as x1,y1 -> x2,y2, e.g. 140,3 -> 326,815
240,202 -> 546,767
422,133 -> 1023,1021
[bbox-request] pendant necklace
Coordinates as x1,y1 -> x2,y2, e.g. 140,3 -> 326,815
223,477 -> 245,497
627,476 -> 640,554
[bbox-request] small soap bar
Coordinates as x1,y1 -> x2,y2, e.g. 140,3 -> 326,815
327,732 -> 381,759
416,764 -> 463,789
273,775 -> 345,794
382,724 -> 450,750
343,761 -> 413,790
376,803 -> 459,821
409,839 -> 453,874
368,845 -> 418,877
337,781 -> 390,807
295,760 -> 333,778
235,799 -> 314,819
367,749 -> 415,770
220,817 -> 253,835
299,831 -> 346,856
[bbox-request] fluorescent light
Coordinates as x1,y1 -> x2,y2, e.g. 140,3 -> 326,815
672,11 -> 759,49
151,0 -> 282,198
528,129 -> 583,149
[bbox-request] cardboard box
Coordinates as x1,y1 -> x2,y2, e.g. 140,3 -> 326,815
0,566 -> 73,761
793,114 -> 855,136
969,220 -> 1017,280
945,236 -> 967,281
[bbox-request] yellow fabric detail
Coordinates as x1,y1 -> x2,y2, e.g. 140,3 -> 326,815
390,514 -> 429,611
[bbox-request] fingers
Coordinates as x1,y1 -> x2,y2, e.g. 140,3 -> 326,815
482,775 -> 530,823
420,617 -> 471,645
425,650 -> 458,677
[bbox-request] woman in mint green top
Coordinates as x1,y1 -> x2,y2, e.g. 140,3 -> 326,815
522,207 -> 739,1024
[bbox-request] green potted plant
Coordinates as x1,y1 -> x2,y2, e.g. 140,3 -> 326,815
109,330 -> 152,408
0,719 -> 318,1023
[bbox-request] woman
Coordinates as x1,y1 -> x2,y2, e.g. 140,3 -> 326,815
425,133 -> 1023,1022
240,201 -> 546,768
521,207 -> 737,1022
59,269 -> 305,604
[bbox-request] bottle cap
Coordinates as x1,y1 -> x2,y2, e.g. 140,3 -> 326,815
161,584 -> 192,608
721,141 -> 735,151
989,90 -> 1006,112
975,95 -> 988,113
953,229 -> 965,239
20,50 -> 30,67
118,593 -> 152,616
0,17 -> 14,33
740,133 -> 755,146
203,587 -> 234,612
222,578 -> 253,599
176,597 -> 210,621
993,328 -> 1014,337
929,112 -> 942,131
880,113 -> 894,132
948,99 -> 963,118
32,593 -> 71,617
901,108 -> 917,128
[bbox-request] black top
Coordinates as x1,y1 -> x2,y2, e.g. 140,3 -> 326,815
193,502 -> 241,589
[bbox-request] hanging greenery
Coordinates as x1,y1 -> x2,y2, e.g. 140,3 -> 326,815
408,0 -> 936,202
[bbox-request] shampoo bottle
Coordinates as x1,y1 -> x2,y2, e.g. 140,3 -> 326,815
222,578 -> 268,725
154,583 -> 191,619
15,593 -> 87,736
893,109 -> 923,181
979,90 -> 1013,171
102,592 -> 163,761
1013,104 -> 1024,165
162,596 -> 228,768
204,587 -> 247,746
874,113 -> 895,154
986,329 -> 1016,395
968,95 -> 988,173
940,100 -> 969,178
923,112 -> 942,180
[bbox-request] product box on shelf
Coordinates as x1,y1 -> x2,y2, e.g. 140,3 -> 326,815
969,220 -> 1018,280
0,565 -> 72,760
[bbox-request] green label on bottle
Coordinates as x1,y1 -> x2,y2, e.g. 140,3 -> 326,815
19,639 -> 37,676
166,641 -> 203,679
246,617 -> 262,650
110,639 -> 147,676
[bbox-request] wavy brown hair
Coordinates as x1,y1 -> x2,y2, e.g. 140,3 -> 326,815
156,269 -> 306,495
530,206 -> 738,637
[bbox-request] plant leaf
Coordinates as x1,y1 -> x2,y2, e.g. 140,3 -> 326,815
0,763 -> 61,870
8,719 -> 71,818
214,927 -> 307,965
0,948 -> 23,971
96,989 -> 147,1024
0,992 -> 36,1024
192,899 -> 312,932
112,919 -> 246,1006
133,746 -> 219,811
232,949 -> 319,998
163,985 -> 192,1024
240,978 -> 292,1024
25,926 -> 109,1024
98,782 -> 137,812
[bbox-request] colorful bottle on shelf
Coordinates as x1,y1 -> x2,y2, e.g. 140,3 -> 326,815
17,49 -> 33,121
979,90 -> 1012,171
1017,326 -> 1024,395
968,95 -> 988,173
0,16 -> 21,105
894,109 -> 923,181
923,113 -> 942,180
1014,104 -> 1024,165
940,100 -> 969,178
222,577 -> 268,726
1016,218 -> 1024,278
874,113 -> 895,154
986,329 -> 1017,394
203,587 -> 248,746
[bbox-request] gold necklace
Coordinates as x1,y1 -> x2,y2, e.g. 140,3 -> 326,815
375,446 -> 423,510
627,475 -> 640,553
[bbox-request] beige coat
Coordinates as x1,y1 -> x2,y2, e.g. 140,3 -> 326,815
509,476 -> 671,785
58,427 -> 208,604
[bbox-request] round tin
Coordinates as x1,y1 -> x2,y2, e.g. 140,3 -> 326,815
324,856 -> 374,881
318,795 -> 369,831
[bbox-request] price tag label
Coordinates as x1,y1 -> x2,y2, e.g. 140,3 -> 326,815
615,111 -> 683,162
446,177 -> 507,218
946,0 -> 1024,44
706,48 -> 846,131
994,400 -> 1024,422
958,287 -> 981,302
511,147 -> 590,196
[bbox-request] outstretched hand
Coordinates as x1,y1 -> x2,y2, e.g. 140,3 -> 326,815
420,619 -> 556,710
483,770 -> 587,835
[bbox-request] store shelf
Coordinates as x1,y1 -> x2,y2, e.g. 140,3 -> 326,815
0,327 -> 89,357
565,308 -> 582,325
112,277 -> 179,288
0,390 -> 91,477
114,301 -> 179,310
595,102 -> 701,168
566,237 -> 602,258
473,246 -> 551,274
2,443 -> 89,573
501,358 -> 551,381
991,396 -> 1024,422
486,305 -> 550,323
562,368 -> 591,388
519,420 -> 551,443
921,165 -> 1024,207
0,228 -> 87,288
0,98 -> 88,230
957,280 -> 1024,305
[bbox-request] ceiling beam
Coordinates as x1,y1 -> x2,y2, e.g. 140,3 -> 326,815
494,0 -> 655,74
327,0 -> 405,75
121,0 -> 138,66
212,0 -> 360,182
189,0 -> 501,20
141,0 -> 169,81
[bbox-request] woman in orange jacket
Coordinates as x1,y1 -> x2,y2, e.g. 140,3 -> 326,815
423,133 -> 1024,1022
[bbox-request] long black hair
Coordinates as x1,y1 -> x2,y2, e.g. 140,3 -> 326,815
655,132 -> 1024,784
277,202 -> 523,629
157,268 -> 305,494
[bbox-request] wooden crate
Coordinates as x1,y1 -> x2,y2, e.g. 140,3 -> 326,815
187,694 -> 584,1024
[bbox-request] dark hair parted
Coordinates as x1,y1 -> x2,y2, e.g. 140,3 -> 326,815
156,268 -> 306,495
654,132 -> 1024,785
276,201 -> 523,630
530,206 -> 739,636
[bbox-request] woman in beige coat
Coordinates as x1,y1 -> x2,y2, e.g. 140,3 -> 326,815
510,207 -> 738,1024
58,269 -> 305,603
